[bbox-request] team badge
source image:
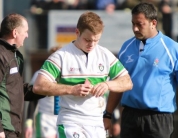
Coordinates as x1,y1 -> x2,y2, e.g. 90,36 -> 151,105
153,58 -> 159,66
73,132 -> 80,138
99,63 -> 104,71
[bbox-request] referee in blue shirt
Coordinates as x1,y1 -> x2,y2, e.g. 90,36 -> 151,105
104,2 -> 178,138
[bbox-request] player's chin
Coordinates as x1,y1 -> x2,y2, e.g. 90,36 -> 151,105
86,48 -> 93,52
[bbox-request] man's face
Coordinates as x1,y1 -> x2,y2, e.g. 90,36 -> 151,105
15,19 -> 28,48
75,29 -> 102,53
132,13 -> 156,40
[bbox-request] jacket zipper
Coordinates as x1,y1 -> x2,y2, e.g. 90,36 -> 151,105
15,51 -> 19,71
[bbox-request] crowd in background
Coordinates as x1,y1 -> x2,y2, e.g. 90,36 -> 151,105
28,0 -> 178,49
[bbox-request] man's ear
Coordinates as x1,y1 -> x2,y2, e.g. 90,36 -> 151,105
151,19 -> 157,28
75,28 -> 80,36
12,28 -> 17,38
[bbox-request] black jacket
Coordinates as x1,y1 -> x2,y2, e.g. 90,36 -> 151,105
0,39 -> 45,134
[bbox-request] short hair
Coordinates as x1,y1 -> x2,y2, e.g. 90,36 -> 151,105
76,11 -> 104,35
0,13 -> 27,37
132,2 -> 158,21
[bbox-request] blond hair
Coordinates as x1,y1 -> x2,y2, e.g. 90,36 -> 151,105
76,11 -> 104,35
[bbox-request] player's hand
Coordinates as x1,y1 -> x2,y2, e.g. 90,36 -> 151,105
0,132 -> 5,138
25,127 -> 33,138
71,79 -> 93,97
91,82 -> 109,97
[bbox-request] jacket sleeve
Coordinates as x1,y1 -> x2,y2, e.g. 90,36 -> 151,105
24,83 -> 46,101
26,100 -> 38,119
0,123 -> 4,133
0,112 -> 4,132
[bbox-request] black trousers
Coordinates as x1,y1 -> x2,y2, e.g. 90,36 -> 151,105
4,129 -> 20,138
120,107 -> 174,138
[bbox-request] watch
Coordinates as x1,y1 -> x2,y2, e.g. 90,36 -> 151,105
103,110 -> 112,119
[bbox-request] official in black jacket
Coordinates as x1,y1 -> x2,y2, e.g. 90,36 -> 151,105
0,13 -> 45,138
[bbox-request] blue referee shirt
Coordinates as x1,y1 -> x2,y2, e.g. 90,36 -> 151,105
118,31 -> 178,113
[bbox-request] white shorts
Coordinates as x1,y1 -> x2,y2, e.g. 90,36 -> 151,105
57,124 -> 106,138
35,112 -> 58,138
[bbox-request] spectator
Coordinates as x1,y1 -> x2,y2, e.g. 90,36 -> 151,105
89,0 -> 118,13
159,0 -> 173,38
30,0 -> 68,49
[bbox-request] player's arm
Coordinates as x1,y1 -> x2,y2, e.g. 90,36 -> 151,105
33,74 -> 93,96
92,73 -> 133,97
106,73 -> 133,92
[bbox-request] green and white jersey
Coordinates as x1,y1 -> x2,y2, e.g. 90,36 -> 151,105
39,42 -> 127,126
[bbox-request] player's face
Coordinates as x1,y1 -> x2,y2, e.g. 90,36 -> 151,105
75,29 -> 102,53
132,13 -> 156,40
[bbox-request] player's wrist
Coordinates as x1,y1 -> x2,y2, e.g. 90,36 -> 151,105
25,119 -> 33,128
104,81 -> 109,90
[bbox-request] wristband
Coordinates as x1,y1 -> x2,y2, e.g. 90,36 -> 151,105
103,110 -> 112,119
25,119 -> 33,128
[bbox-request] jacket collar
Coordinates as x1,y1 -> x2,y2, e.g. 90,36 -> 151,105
0,39 -> 17,51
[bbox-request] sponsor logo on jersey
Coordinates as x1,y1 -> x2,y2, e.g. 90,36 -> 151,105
73,132 -> 80,138
70,67 -> 81,72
